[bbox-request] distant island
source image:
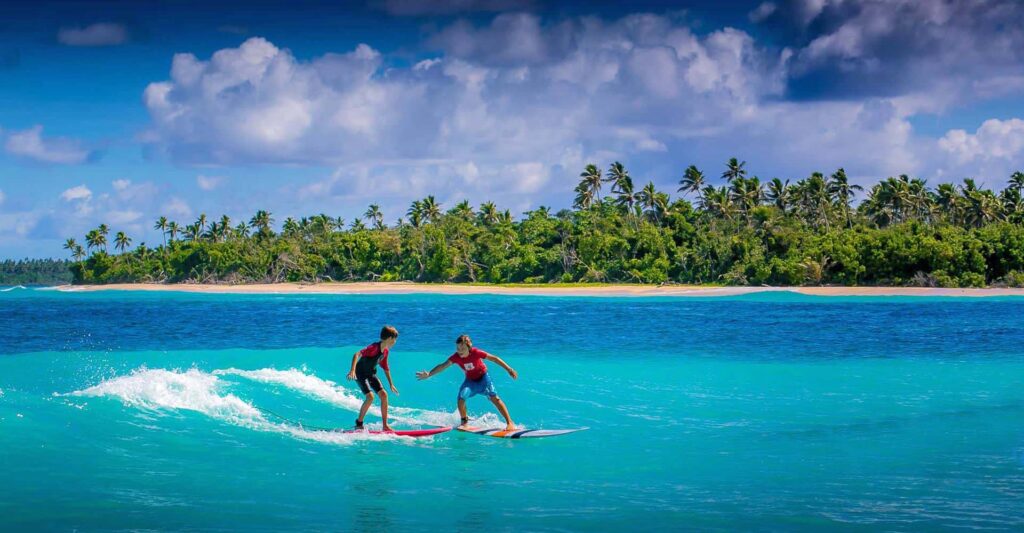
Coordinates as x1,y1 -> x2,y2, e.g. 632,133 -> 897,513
52,159 -> 1024,289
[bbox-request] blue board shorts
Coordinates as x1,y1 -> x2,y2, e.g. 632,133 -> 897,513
458,372 -> 497,400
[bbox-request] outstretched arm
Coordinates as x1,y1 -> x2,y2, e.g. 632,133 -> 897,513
347,351 -> 361,380
417,360 -> 453,380
484,354 -> 518,380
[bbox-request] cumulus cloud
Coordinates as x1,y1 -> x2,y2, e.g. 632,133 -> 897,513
4,125 -> 92,164
142,17 -> 791,203
759,0 -> 1024,101
57,22 -> 128,47
0,189 -> 5,206
60,185 -> 92,202
935,118 -> 1024,181
376,0 -> 533,16
196,175 -> 227,191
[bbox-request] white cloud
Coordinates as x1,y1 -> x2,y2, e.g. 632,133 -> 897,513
162,197 -> 192,218
196,175 -> 227,191
60,185 -> 92,202
4,125 -> 91,164
0,189 -> 5,206
939,118 -> 1024,164
107,210 -> 143,225
112,179 -> 131,192
57,23 -> 127,46
749,2 -> 777,23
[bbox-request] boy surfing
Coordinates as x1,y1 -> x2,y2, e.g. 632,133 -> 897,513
347,325 -> 399,431
416,334 -> 518,431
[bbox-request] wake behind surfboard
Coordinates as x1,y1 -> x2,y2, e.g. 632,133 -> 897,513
457,426 -> 588,439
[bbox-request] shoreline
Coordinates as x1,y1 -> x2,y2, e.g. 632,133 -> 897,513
54,282 -> 1024,297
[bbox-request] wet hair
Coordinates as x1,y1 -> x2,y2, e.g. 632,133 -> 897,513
455,334 -> 472,347
380,325 -> 399,340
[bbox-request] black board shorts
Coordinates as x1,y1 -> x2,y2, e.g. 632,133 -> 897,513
356,374 -> 383,395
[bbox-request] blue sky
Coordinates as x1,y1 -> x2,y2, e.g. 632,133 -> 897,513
1,0 -> 1023,258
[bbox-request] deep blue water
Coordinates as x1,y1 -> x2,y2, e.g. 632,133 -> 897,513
1,287 -> 1023,531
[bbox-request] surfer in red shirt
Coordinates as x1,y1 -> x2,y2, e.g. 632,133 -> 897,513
347,325 -> 399,432
416,334 -> 518,431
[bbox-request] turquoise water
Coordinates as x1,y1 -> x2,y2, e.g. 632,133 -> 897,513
2,287 -> 1023,531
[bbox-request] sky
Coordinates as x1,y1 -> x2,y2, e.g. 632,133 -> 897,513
1,0 -> 1023,258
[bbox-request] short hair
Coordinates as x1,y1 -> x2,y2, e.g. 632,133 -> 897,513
455,334 -> 471,347
380,325 -> 399,340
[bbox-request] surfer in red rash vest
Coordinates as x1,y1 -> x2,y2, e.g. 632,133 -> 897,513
347,325 -> 399,432
416,334 -> 518,431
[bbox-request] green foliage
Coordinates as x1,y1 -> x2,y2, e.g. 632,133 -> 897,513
61,162 -> 1024,288
0,259 -> 73,285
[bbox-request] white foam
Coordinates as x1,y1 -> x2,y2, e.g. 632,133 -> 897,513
71,368 -> 413,446
0,285 -> 26,292
215,367 -> 502,428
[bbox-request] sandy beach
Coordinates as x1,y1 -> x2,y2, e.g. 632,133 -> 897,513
55,282 -> 1024,297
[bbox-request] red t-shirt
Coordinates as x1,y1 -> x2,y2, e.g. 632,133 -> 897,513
448,347 -> 488,380
359,342 -> 390,371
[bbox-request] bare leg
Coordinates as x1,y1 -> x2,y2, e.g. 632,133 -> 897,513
457,398 -> 468,426
489,396 -> 515,431
357,392 -> 374,426
379,390 -> 392,431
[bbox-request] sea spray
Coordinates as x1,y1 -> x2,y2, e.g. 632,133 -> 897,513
71,368 -> 421,446
214,367 -> 503,428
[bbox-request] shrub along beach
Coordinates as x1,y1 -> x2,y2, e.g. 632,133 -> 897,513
62,160 -> 1024,288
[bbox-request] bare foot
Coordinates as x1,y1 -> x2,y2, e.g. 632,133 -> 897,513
382,424 -> 394,432
504,424 -> 516,432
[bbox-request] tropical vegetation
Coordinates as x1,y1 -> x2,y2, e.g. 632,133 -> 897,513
63,161 -> 1024,288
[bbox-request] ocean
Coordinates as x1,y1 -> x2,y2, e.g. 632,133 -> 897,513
1,286 -> 1023,531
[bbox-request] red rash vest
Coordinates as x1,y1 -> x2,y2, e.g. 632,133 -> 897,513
448,347 -> 488,380
358,342 -> 390,372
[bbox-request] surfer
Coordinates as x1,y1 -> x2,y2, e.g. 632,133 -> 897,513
347,325 -> 399,432
416,334 -> 518,431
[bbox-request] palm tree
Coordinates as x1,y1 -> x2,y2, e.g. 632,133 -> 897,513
195,214 -> 208,236
637,182 -> 668,222
154,216 -> 168,247
451,200 -> 474,220
766,178 -> 790,212
249,210 -> 274,239
235,222 -> 250,238
827,168 -> 863,227
167,221 -> 180,243
114,231 -> 131,254
219,215 -> 232,241
407,200 -> 424,228
1008,171 -> 1024,194
577,164 -> 603,206
422,196 -> 442,222
85,230 -> 100,254
97,224 -> 109,253
350,217 -> 366,231
607,162 -> 637,216
678,165 -> 705,199
63,238 -> 79,259
364,204 -> 385,230
282,217 -> 300,237
722,157 -> 746,184
183,223 -> 201,242
478,202 -> 499,225
72,244 -> 85,263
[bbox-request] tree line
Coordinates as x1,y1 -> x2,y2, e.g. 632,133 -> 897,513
64,159 -> 1024,288
0,258 -> 74,285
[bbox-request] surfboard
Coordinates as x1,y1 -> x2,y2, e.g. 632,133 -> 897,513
456,426 -> 588,439
336,426 -> 453,437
